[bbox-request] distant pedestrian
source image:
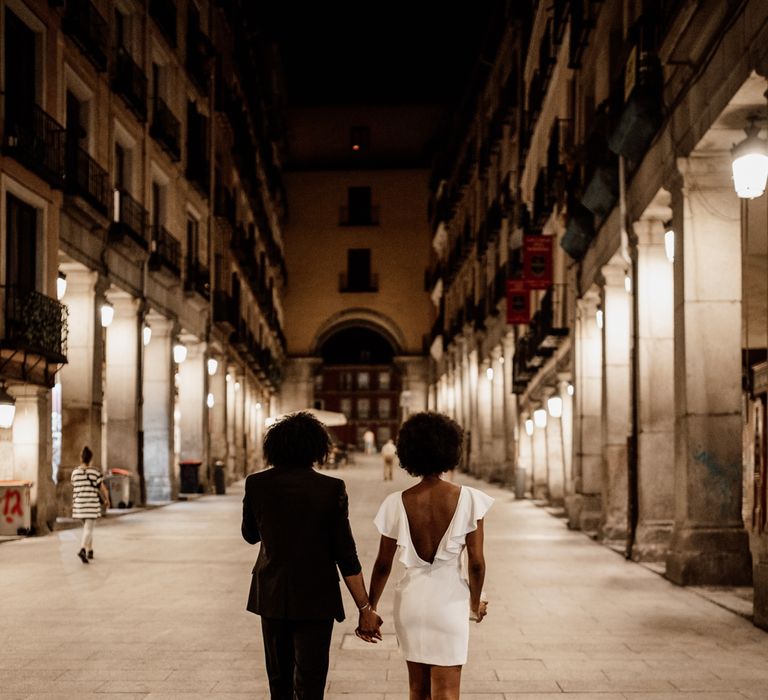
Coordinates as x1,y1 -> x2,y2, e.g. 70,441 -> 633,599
363,428 -> 375,454
381,439 -> 396,481
71,446 -> 110,564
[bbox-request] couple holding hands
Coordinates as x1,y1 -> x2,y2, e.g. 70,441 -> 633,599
242,411 -> 493,700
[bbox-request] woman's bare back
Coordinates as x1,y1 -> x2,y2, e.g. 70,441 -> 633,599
401,480 -> 462,564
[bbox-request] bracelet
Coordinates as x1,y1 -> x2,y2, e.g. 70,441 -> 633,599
358,602 -> 372,612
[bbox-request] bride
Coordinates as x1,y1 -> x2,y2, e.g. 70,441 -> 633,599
366,412 -> 493,700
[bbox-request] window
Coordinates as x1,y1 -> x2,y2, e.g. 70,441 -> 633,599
314,374 -> 323,391
345,186 -> 376,225
377,426 -> 391,445
350,126 -> 370,154
4,8 -> 38,126
357,372 -> 369,390
6,193 -> 38,291
343,248 -> 377,292
378,371 -> 390,390
340,372 -> 353,390
186,214 -> 200,261
340,398 -> 352,418
357,398 -> 370,420
152,182 -> 166,228
378,398 -> 391,420
66,90 -> 88,147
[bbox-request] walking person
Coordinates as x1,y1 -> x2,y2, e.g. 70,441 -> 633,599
381,438 -> 397,481
71,446 -> 110,564
368,412 -> 493,700
242,411 -> 383,699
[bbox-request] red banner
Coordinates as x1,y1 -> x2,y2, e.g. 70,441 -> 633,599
506,279 -> 530,325
523,235 -> 553,290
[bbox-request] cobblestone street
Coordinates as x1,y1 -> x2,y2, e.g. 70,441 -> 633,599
2,456 -> 768,699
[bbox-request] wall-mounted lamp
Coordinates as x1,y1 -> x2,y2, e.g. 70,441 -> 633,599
255,402 -> 262,410
173,343 -> 187,364
486,367 -> 494,382
524,418 -> 534,436
533,408 -> 547,429
596,309 -> 604,330
57,272 -> 67,301
664,228 -> 675,263
234,381 -> 241,392
207,358 -> 218,376
206,392 -> 215,408
732,119 -> 768,199
226,373 -> 232,383
142,325 -> 152,346
567,383 -> 575,396
547,395 -> 563,418
100,302 -> 114,328
0,383 -> 16,429
624,274 -> 632,294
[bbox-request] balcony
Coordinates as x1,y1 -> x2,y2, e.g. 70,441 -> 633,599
213,290 -> 237,330
65,143 -> 110,216
186,30 -> 212,94
185,258 -> 210,300
150,0 -> 177,47
62,0 -> 108,72
3,104 -> 66,188
148,225 -> 181,277
339,272 -> 379,293
0,286 -> 68,366
339,205 -> 380,226
150,98 -> 181,161
110,190 -> 148,248
111,48 -> 148,122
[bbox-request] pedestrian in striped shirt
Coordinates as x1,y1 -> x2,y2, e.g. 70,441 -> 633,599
71,446 -> 110,564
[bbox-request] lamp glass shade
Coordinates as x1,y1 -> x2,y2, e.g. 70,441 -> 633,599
567,383 -> 575,396
624,275 -> 632,294
207,358 -> 218,376
100,303 -> 114,328
142,326 -> 152,346
732,150 -> 768,199
596,309 -> 604,330
234,381 -> 241,391
0,385 -> 16,429
173,344 -> 187,363
664,229 -> 675,263
486,367 -> 494,382
547,396 -> 563,418
56,273 -> 67,301
206,392 -> 215,408
533,408 -> 547,428
524,418 -> 534,436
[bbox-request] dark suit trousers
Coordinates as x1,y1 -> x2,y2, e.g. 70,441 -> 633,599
261,617 -> 334,699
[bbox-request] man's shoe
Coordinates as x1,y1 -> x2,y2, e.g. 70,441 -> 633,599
77,548 -> 89,564
87,550 -> 94,560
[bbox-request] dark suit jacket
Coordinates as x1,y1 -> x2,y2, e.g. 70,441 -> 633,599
241,467 -> 361,622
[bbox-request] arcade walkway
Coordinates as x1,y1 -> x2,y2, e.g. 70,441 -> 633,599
1,456 -> 767,699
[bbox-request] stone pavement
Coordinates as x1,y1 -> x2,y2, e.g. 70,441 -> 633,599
1,456 -> 768,700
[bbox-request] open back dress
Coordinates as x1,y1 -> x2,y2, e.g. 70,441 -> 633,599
374,485 -> 493,666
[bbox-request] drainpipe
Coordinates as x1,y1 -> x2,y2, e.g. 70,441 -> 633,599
619,155 -> 640,560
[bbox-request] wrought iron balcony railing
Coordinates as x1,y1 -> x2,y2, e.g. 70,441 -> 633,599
150,97 -> 181,161
65,143 -> 110,215
3,104 -> 66,188
149,225 -> 181,276
62,0 -> 108,72
1,286 -> 68,364
111,189 -> 148,248
150,0 -> 177,47
111,48 -> 148,122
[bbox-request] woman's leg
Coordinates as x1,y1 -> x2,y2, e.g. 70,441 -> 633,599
406,661 -> 431,700
429,665 -> 462,700
83,519 -> 95,552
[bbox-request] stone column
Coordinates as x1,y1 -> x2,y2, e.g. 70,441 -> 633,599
489,348 -> 506,482
477,358 -> 493,480
633,219 -> 675,561
545,387 -> 566,505
208,352 -> 228,473
178,340 -> 206,488
395,355 -> 429,419
502,333 -> 518,487
142,314 -> 174,502
279,357 -> 321,413
234,370 -> 246,477
567,293 -> 603,532
665,156 -> 751,585
467,348 -> 480,475
531,408 -> 549,500
225,365 -> 237,479
600,264 -> 631,543
12,385 -> 55,533
105,295 -> 141,476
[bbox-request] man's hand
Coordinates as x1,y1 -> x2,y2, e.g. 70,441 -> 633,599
355,606 -> 383,643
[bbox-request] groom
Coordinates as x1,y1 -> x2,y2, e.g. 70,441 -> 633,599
242,412 -> 382,699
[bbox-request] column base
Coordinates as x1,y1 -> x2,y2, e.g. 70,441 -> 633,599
146,476 -> 172,503
631,519 -> 674,562
754,562 -> 768,631
665,526 -> 752,586
566,493 -> 602,533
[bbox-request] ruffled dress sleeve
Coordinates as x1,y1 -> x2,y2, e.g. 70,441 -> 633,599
374,492 -> 401,539
435,486 -> 494,563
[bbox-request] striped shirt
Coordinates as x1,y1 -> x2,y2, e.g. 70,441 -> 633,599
71,466 -> 103,519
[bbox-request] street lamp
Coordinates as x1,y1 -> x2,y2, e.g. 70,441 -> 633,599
143,325 -> 152,346
57,272 -> 67,301
100,302 -> 114,328
547,395 -> 563,418
206,392 -> 215,408
732,119 -> 768,199
596,309 -> 604,330
664,228 -> 675,263
173,343 -> 187,364
524,418 -> 534,436
0,383 -> 16,429
207,358 -> 218,376
533,408 -> 547,429
486,366 -> 494,382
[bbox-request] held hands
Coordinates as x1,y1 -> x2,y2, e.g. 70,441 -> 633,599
355,605 -> 383,643
470,600 -> 488,623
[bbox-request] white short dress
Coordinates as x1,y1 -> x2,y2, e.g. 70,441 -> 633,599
374,485 -> 494,666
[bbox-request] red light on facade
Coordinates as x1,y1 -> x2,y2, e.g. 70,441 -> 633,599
352,144 -> 360,151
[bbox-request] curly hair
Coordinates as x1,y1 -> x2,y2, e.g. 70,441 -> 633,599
396,412 -> 463,476
263,411 -> 332,469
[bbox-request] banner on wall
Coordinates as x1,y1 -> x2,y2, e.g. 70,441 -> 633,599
523,235 -> 553,290
506,279 -> 530,325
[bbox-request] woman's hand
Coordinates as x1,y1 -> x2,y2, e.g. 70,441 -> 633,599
355,606 -> 383,643
470,600 -> 488,623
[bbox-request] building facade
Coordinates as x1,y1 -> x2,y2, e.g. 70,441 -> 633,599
0,0 -> 286,530
280,105 -> 436,427
427,0 -> 768,630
